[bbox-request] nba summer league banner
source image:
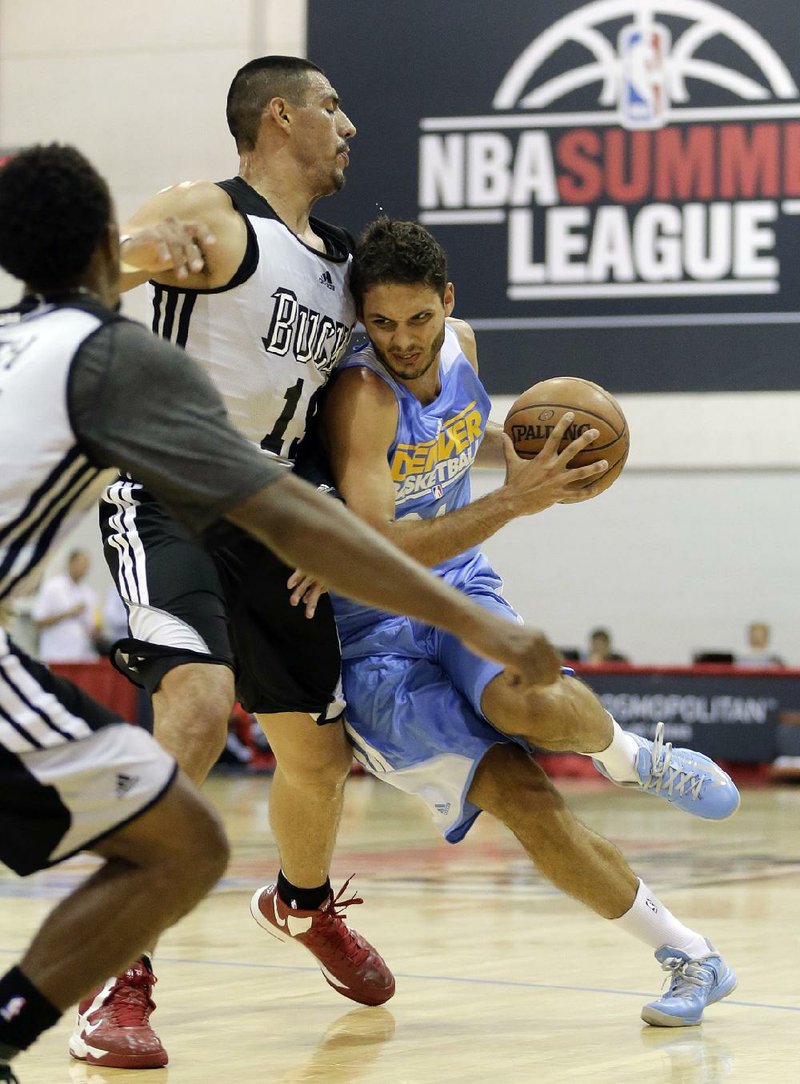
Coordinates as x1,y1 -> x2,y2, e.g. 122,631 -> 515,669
307,0 -> 800,393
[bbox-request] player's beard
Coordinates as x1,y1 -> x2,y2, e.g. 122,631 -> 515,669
374,323 -> 446,382
314,159 -> 347,196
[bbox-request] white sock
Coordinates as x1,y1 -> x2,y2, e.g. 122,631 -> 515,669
582,716 -> 640,783
612,880 -> 712,959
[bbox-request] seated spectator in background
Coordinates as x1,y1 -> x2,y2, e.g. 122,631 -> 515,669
736,621 -> 784,668
584,627 -> 629,665
32,549 -> 100,662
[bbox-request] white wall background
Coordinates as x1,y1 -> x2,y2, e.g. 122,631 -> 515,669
1,0 -> 798,665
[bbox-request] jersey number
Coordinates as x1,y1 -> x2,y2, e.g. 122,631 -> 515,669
261,379 -> 304,456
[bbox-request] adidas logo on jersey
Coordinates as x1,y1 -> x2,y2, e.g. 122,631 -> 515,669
318,270 -> 335,291
115,772 -> 139,797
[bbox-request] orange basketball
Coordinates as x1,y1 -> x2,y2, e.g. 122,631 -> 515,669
504,376 -> 629,497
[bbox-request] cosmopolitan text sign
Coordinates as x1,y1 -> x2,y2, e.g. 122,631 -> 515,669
576,667 -> 790,760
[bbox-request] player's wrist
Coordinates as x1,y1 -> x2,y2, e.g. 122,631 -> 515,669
118,232 -> 142,274
491,485 -> 519,525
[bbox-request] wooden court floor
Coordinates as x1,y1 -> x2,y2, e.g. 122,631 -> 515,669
3,771 -> 800,1083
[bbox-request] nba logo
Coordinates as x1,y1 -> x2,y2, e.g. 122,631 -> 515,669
619,21 -> 670,129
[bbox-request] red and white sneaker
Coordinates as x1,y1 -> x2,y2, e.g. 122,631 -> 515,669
68,958 -> 168,1069
250,879 -> 395,1006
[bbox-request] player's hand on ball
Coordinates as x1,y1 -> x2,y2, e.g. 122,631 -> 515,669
120,218 -> 216,280
501,412 -> 607,514
504,376 -> 629,498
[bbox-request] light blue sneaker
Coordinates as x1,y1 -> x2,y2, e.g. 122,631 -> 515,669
641,945 -> 737,1026
593,722 -> 740,820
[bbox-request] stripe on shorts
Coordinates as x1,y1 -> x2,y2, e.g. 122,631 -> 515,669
102,477 -> 150,606
0,631 -> 92,754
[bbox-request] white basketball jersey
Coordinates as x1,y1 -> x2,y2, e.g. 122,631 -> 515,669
149,177 -> 356,463
0,304 -> 115,602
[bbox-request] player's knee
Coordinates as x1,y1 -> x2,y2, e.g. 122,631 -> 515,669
180,800 -> 230,894
276,731 -> 352,791
317,730 -> 354,783
152,781 -> 229,899
514,679 -> 592,749
154,664 -> 235,754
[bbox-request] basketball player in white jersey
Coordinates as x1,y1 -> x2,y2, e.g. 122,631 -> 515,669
0,145 -> 574,1082
91,57 -> 371,1064
318,219 -> 738,1028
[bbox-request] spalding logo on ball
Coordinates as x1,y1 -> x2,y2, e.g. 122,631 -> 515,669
504,376 -> 629,497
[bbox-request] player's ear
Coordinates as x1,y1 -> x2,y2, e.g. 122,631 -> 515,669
443,282 -> 455,317
267,95 -> 292,132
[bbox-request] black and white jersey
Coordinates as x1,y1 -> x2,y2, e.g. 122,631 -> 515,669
0,302 -> 114,604
0,295 -> 282,773
0,297 -> 282,608
148,177 -> 356,463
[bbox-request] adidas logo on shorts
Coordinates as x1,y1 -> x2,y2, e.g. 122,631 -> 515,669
115,772 -> 139,797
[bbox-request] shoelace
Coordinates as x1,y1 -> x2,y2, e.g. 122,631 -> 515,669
101,968 -> 157,1028
641,722 -> 707,800
315,876 -> 371,966
659,954 -> 718,998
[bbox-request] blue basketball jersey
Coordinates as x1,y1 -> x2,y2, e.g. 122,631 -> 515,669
332,323 -> 492,635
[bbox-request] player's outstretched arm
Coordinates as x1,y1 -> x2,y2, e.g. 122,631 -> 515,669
117,180 -> 244,292
227,474 -> 563,687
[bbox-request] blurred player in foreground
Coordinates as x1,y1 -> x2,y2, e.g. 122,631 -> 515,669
0,146 -> 579,1081
311,218 -> 739,1028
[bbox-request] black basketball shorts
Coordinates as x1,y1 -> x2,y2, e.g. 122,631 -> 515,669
0,630 -> 177,876
99,478 -> 344,720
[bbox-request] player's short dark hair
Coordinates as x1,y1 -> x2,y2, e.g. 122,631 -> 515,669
350,218 -> 448,304
0,143 -> 111,291
226,56 -> 324,152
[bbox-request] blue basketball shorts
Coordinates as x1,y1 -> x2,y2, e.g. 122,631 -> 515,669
339,555 -> 531,842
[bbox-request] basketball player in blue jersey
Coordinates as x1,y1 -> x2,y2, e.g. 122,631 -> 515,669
81,56 -> 377,1066
317,218 -> 738,1028
0,145 -> 571,1083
